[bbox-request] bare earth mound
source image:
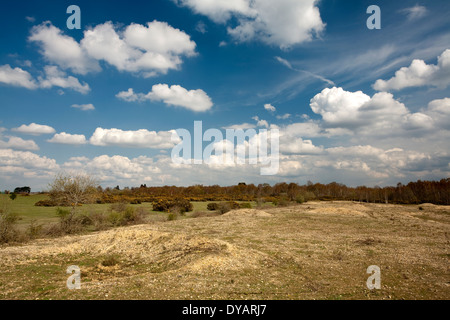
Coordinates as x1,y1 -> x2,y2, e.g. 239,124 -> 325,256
0,225 -> 265,273
223,209 -> 272,217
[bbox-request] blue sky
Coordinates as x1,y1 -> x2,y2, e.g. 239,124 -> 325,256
0,0 -> 449,190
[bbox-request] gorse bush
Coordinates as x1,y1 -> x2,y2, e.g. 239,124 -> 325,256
152,199 -> 171,212
35,199 -> 58,207
152,198 -> 193,213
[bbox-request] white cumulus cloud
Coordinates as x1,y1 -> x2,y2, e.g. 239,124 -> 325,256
0,137 -> 39,151
0,64 -> 38,89
176,0 -> 325,48
29,20 -> 196,77
12,123 -> 55,135
373,49 -> 450,91
117,84 -> 213,112
29,21 -> 100,75
38,66 -> 90,94
47,133 -> 87,145
89,128 -> 177,149
264,103 -> 276,112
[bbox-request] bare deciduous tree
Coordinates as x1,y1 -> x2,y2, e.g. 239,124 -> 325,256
48,172 -> 98,219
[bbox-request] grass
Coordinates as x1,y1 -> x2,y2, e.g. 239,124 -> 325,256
1,194 -> 256,229
1,198 -> 448,300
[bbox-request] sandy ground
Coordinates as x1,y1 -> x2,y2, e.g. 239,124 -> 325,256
0,201 -> 448,300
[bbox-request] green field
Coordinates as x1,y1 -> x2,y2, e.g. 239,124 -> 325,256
0,194 -> 253,229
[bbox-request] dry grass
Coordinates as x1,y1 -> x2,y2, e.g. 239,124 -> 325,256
0,201 -> 448,300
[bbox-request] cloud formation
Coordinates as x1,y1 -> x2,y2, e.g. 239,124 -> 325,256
0,137 -> 39,151
176,0 -> 325,48
0,64 -> 38,89
12,123 -> 55,135
89,128 -> 178,149
29,22 -> 100,75
38,66 -> 90,94
116,84 -> 213,112
373,49 -> 450,91
264,103 -> 276,112
71,104 -> 95,111
47,133 -> 87,145
400,5 -> 428,21
0,64 -> 90,94
30,20 -> 196,77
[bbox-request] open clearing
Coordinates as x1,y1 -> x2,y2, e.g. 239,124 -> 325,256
0,201 -> 449,300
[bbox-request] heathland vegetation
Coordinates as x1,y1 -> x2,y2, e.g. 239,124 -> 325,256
0,174 -> 449,299
34,178 -> 450,206
1,175 -> 449,245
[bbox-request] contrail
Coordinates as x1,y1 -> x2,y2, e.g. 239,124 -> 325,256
275,56 -> 335,86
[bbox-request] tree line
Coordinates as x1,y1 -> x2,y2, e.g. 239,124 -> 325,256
95,178 -> 450,205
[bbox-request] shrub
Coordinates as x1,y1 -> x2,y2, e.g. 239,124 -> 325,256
108,206 -> 145,227
217,201 -> 239,214
207,203 -> 219,211
227,201 -> 240,209
26,219 -> 43,240
110,202 -> 128,213
304,191 -> 316,201
152,199 -> 171,212
108,211 -> 123,227
0,202 -> 20,244
167,212 -> 178,221
153,198 -> 193,213
35,199 -> 57,207
273,197 -> 290,207
9,193 -> 17,201
54,207 -> 84,235
89,211 -> 110,230
171,198 -> 193,213
239,202 -> 252,209
122,207 -> 143,224
130,199 -> 142,204
295,194 -> 305,204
